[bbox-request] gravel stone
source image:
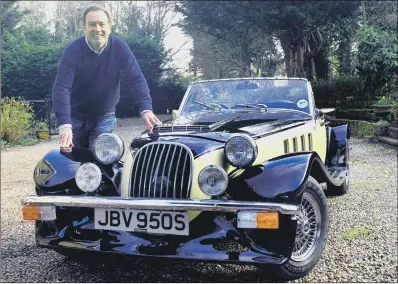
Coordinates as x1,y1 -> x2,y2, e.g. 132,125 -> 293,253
1,116 -> 397,282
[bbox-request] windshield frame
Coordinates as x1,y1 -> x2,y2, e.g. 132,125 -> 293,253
177,78 -> 315,118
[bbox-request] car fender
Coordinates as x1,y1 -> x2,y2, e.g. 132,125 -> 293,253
34,149 -> 81,188
232,152 -> 344,201
326,124 -> 350,167
34,148 -> 120,196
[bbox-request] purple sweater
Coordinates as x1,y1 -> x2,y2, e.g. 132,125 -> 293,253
52,35 -> 152,126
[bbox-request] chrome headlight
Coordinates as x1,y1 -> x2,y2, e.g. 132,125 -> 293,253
198,165 -> 228,196
75,163 -> 102,193
225,134 -> 257,168
93,133 -> 124,165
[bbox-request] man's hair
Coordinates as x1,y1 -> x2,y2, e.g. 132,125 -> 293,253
82,4 -> 112,26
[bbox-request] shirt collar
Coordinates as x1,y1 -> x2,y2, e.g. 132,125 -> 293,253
85,36 -> 108,55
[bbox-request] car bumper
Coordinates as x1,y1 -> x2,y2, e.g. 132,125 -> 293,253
22,195 -> 300,215
22,195 -> 299,265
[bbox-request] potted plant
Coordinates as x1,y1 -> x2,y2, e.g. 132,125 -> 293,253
373,96 -> 393,122
36,120 -> 49,140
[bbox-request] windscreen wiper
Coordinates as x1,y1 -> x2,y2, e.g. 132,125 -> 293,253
235,104 -> 268,112
193,101 -> 222,111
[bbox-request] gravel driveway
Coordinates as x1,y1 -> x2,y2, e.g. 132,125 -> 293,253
1,116 -> 397,283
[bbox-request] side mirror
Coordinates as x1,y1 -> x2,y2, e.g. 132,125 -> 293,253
172,109 -> 179,119
319,108 -> 336,115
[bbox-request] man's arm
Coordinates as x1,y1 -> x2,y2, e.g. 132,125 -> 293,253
121,41 -> 161,130
52,46 -> 77,126
52,46 -> 77,148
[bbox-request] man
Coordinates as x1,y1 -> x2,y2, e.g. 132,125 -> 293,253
52,4 -> 162,150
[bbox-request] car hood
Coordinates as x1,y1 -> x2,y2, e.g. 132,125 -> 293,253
130,111 -> 311,157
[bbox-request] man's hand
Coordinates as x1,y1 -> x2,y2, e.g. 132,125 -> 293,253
59,127 -> 74,151
142,111 -> 162,132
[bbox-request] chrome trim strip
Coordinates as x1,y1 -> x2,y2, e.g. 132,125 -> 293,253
174,147 -> 183,198
154,144 -> 166,197
160,145 -> 172,197
21,196 -> 299,215
138,147 -> 149,197
143,144 -> 155,196
167,145 -> 177,196
181,152 -> 188,198
149,144 -> 161,196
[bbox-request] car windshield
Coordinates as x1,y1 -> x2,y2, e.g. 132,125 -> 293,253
181,79 -> 311,115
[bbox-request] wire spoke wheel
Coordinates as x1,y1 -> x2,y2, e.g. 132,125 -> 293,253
291,192 -> 322,262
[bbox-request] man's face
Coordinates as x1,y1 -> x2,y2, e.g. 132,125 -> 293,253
84,10 -> 111,49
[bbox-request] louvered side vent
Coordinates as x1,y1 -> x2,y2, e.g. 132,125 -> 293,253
301,135 -> 306,151
129,142 -> 193,199
283,139 -> 289,154
154,125 -> 210,133
293,137 -> 298,152
308,133 -> 313,150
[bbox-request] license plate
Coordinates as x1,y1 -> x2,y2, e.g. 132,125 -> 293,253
94,208 -> 189,236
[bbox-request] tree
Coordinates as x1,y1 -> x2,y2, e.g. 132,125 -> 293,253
356,26 -> 397,94
177,1 -> 269,77
177,1 -> 360,80
1,1 -> 28,36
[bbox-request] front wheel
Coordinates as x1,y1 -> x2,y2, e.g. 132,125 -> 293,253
274,176 -> 329,281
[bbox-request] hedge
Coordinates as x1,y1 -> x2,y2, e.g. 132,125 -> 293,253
328,118 -> 386,138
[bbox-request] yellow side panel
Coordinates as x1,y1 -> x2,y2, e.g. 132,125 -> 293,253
120,150 -> 134,197
311,120 -> 327,163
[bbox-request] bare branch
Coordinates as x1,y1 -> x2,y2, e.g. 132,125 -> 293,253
214,45 -> 253,75
165,39 -> 191,61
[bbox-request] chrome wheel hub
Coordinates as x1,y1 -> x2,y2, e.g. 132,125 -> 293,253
291,192 -> 321,262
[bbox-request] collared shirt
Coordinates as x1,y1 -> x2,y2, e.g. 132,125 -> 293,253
85,36 -> 108,55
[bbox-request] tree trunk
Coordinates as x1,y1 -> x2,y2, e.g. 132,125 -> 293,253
293,41 -> 307,78
314,46 -> 329,80
338,38 -> 352,76
239,40 -> 252,77
279,32 -> 293,77
301,29 -> 323,81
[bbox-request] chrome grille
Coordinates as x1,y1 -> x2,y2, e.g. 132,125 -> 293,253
129,142 -> 193,198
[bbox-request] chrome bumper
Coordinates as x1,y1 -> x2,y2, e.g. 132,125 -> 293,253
22,195 -> 300,215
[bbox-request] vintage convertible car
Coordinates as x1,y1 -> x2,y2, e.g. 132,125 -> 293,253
22,78 -> 350,281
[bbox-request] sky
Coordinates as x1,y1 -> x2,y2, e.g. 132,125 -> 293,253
39,1 -> 192,74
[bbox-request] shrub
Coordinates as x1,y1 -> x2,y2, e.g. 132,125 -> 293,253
33,119 -> 49,131
356,26 -> 397,94
375,96 -> 393,105
329,118 -> 380,138
312,76 -> 376,108
392,100 -> 398,119
0,97 -> 34,143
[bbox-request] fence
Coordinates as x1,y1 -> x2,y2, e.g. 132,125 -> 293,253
26,97 -> 58,135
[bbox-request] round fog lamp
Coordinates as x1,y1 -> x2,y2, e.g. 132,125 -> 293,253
198,165 -> 228,196
75,163 -> 102,193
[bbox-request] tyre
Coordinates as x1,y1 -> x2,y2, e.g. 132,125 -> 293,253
272,176 -> 329,281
